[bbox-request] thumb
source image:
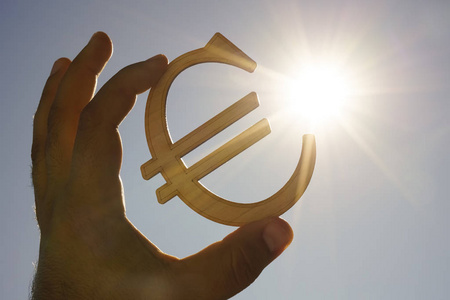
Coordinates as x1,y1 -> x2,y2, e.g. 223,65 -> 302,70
178,217 -> 293,299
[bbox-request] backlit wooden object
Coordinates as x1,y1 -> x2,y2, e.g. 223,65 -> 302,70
141,33 -> 316,226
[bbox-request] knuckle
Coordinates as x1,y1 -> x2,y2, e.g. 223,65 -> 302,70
40,75 -> 59,101
78,105 -> 103,132
45,140 -> 65,172
31,146 -> 46,188
31,158 -> 45,190
229,246 -> 258,291
112,65 -> 140,95
78,107 -> 95,129
31,140 -> 43,164
40,85 -> 55,103
46,105 -> 64,132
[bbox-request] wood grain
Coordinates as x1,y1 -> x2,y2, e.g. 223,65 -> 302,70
141,33 -> 316,226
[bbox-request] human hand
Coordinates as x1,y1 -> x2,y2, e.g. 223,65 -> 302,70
31,32 -> 294,299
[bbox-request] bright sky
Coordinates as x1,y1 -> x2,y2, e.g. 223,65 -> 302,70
1,0 -> 449,299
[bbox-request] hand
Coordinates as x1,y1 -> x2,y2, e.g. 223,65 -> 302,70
31,32 -> 293,300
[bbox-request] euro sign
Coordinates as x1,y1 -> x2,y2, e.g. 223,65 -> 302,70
141,33 -> 316,226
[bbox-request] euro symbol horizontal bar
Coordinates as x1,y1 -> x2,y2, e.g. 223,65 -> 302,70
188,118 -> 271,180
156,118 -> 271,203
141,92 -> 261,180
172,91 -> 261,156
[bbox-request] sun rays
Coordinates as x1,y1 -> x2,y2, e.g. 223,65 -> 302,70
284,63 -> 354,130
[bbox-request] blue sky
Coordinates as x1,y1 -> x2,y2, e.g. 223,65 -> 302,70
1,0 -> 449,299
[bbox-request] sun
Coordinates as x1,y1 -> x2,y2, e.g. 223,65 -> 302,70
285,63 -> 353,128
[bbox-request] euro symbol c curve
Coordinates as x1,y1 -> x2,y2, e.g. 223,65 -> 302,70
141,33 -> 316,226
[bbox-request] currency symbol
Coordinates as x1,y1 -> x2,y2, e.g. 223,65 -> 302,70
141,33 -> 316,226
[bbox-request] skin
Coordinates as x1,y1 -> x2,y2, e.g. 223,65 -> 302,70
31,32 -> 294,299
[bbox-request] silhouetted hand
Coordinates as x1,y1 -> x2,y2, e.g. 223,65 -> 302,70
31,32 -> 293,299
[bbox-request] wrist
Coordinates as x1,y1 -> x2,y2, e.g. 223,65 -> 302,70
31,243 -> 88,300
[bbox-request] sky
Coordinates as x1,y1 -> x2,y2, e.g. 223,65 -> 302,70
1,0 -> 449,299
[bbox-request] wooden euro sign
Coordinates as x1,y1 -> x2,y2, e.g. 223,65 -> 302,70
141,33 -> 316,226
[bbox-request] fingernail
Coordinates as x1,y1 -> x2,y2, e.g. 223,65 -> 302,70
50,58 -> 65,76
89,31 -> 103,43
262,218 -> 293,253
146,54 -> 169,65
